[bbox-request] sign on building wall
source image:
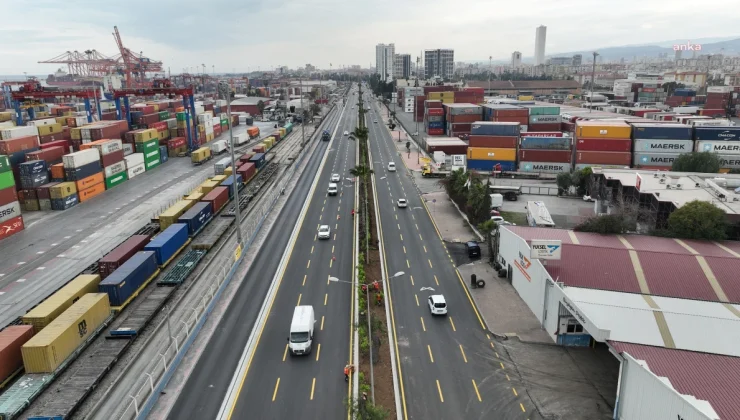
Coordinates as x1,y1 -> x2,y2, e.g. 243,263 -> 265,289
530,239 -> 562,260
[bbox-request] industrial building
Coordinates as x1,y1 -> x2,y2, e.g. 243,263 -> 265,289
424,49 -> 455,81
497,225 -> 740,420
228,96 -> 273,115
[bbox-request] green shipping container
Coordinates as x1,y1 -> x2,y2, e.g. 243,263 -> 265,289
145,158 -> 160,171
528,106 -> 561,116
159,111 -> 170,121
135,138 -> 159,154
105,172 -> 128,189
176,111 -> 187,121
0,155 -> 10,174
0,171 -> 14,190
143,149 -> 161,165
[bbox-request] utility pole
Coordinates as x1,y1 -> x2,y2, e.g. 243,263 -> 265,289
590,52 -> 598,113
300,77 -> 305,147
220,81 -> 243,245
488,55 -> 492,97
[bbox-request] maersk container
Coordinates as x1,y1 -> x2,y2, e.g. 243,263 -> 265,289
693,127 -> 740,141
220,174 -> 243,199
719,156 -> 740,170
145,223 -> 189,266
178,201 -> 214,235
520,137 -> 571,150
528,115 -> 561,124
519,161 -> 572,173
471,122 -> 520,137
696,140 -> 740,155
99,251 -> 159,307
248,152 -> 266,169
630,123 -> 692,140
634,139 -> 693,153
466,159 -> 516,172
633,152 -> 682,167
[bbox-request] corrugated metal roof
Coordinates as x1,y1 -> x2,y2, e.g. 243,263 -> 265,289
682,240 -> 738,258
572,232 -> 624,248
621,235 -> 691,254
610,341 -> 740,420
546,245 -> 641,293
705,256 -> 740,303
638,251 -> 719,301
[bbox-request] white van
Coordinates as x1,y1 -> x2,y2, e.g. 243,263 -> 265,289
327,183 -> 338,196
288,305 -> 315,356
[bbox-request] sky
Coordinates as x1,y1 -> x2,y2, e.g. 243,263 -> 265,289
1,0 -> 739,75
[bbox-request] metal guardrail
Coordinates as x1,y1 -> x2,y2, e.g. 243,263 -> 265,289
115,113 -> 335,420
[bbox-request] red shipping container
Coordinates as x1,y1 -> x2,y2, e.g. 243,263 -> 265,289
168,137 -> 187,149
90,121 -> 127,140
0,215 -> 24,241
493,116 -> 528,126
448,123 -> 472,134
214,125 -> 222,137
141,114 -> 159,126
0,186 -> 18,207
26,147 -> 65,165
20,189 -> 37,199
98,234 -> 152,279
149,121 -> 168,131
448,114 -> 480,123
0,325 -> 34,382
576,138 -> 632,152
101,112 -> 117,121
237,162 -> 256,182
101,149 -> 124,168
425,100 -> 443,109
519,149 -> 571,163
469,135 -> 517,148
202,186 -> 229,213
35,182 -> 59,200
131,104 -> 155,114
40,139 -> 71,152
527,123 -> 562,132
426,108 -> 444,116
576,151 -> 631,165
253,145 -> 266,153
521,132 -> 564,137
0,135 -> 40,154
700,109 -> 726,116
463,87 -> 485,94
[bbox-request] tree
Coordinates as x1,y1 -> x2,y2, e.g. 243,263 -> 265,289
477,219 -> 497,261
661,81 -> 685,97
465,176 -> 490,224
556,172 -> 573,196
671,152 -> 721,173
570,167 -> 593,196
256,100 -> 265,115
349,165 -> 373,178
309,103 -> 321,116
664,200 -> 727,240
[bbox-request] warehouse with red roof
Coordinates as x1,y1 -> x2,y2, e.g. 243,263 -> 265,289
497,225 -> 740,420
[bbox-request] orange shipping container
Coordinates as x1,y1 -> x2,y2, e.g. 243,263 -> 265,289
75,172 -> 104,191
78,182 -> 105,202
575,120 -> 632,139
51,163 -> 65,179
79,139 -> 107,150
466,147 -> 517,161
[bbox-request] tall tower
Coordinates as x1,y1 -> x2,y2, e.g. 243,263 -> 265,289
534,25 -> 547,66
375,43 -> 396,82
511,51 -> 522,67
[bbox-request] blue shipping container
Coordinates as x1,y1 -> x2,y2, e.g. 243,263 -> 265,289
98,251 -> 159,307
159,146 -> 168,163
19,160 -> 47,176
248,153 -> 266,169
51,193 -> 78,210
20,172 -> 49,189
693,127 -> 740,141
427,121 -> 445,129
466,159 -> 516,172
520,137 -> 571,150
64,160 -> 102,181
630,123 -> 693,140
9,148 -> 39,167
471,122 -> 520,137
178,201 -> 213,235
145,223 -> 189,266
220,174 -> 243,199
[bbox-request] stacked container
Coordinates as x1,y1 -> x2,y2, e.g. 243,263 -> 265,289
18,160 -> 49,190
414,96 -> 425,122
466,122 -> 520,171
454,88 -> 484,104
49,182 -> 78,210
133,128 -> 160,171
125,153 -> 145,180
0,154 -> 25,240
631,123 -> 693,170
482,104 -> 528,126
518,136 -> 572,173
88,139 -> 127,190
443,103 -> 482,138
98,235 -> 152,279
574,120 -> 632,169
525,105 -> 561,132
145,223 -> 190,266
425,100 -> 444,136
694,126 -> 740,172
63,149 -> 104,203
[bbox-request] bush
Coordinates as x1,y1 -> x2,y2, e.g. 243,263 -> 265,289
671,152 -> 721,173
665,200 -> 727,240
574,214 -> 632,234
556,172 -> 572,195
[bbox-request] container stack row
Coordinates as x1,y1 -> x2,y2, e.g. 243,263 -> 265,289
466,122 -> 520,172
424,100 -> 444,136
574,120 -> 633,170
0,154 -> 24,241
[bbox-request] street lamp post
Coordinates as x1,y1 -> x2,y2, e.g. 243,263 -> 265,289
590,52 -> 598,113
329,271 -> 404,404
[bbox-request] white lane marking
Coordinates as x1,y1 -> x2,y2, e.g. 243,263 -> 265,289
17,262 -> 25,265
0,292 -> 4,295
64,236 -> 71,239
81,240 -> 88,243
58,255 -> 66,258
76,229 -> 82,232
37,267 -> 45,270
16,279 -> 26,283
72,245 -> 80,249
51,243 -> 58,246
36,251 -> 44,254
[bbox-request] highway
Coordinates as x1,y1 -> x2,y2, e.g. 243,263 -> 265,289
169,90 -> 358,420
0,121 -> 276,328
365,97 -> 533,419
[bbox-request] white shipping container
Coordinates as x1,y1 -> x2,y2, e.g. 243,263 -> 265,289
165,118 -> 177,129
122,143 -> 134,156
691,119 -> 733,127
72,116 -> 88,126
0,121 -> 14,129
104,161 -> 127,178
1,126 -> 38,140
81,128 -> 93,141
197,113 -> 213,123
233,133 -> 247,145
210,140 -> 227,154
27,118 -> 57,127
0,201 -> 21,224
195,105 -> 205,115
206,126 -> 214,135
93,139 -> 123,156
62,149 -> 100,169
696,141 -> 740,155
127,163 -> 145,180
124,153 -> 144,168
204,120 -> 214,128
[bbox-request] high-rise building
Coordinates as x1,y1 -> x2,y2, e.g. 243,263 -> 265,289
511,51 -> 522,67
572,54 -> 583,66
393,54 -> 412,79
424,49 -> 455,80
675,49 -> 682,60
534,25 -> 547,66
376,43 -> 395,81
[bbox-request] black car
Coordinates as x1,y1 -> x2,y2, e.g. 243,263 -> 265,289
465,241 -> 481,258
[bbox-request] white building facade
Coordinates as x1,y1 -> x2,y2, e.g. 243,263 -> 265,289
376,43 -> 395,82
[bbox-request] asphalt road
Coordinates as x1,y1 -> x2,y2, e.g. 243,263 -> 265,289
366,98 -> 534,420
0,121 -> 276,328
169,92 -> 358,420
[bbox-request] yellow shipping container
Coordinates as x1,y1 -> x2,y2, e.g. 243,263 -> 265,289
575,121 -> 631,139
517,95 -> 534,101
223,167 -> 233,176
191,147 -> 211,163
134,128 -> 158,143
49,182 -> 77,199
22,293 -> 110,373
200,180 -> 220,194
206,132 -> 215,142
263,138 -> 274,149
37,123 -> 63,136
427,92 -> 443,100
0,111 -> 13,122
186,192 -> 204,201
159,200 -> 195,229
169,128 -> 179,138
55,116 -> 68,126
441,98 -> 454,104
22,275 -> 101,333
467,147 -> 517,161
70,127 -> 82,140
279,128 -> 286,137
211,175 -> 227,183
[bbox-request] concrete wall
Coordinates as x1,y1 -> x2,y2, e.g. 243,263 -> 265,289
498,228 -> 549,326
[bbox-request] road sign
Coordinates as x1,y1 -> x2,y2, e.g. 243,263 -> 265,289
234,243 -> 242,261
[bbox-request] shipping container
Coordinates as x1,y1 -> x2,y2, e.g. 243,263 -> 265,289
26,146 -> 65,165
160,200 -> 195,230
104,160 -> 127,179
524,105 -> 560,116
201,186 -> 229,213
125,153 -> 144,168
178,201 -> 214,235
719,156 -> 740,170
633,139 -> 693,153
49,182 -> 77,199
128,163 -> 145,179
575,121 -> 631,139
630,123 -> 692,140
0,325 -> 35,383
200,180 -> 220,194
467,147 -> 517,161
99,251 -> 159,309
98,235 -> 152,279
576,151 -> 632,166
576,138 -> 632,153
22,274 -> 102,332
529,115 -> 561,124
65,160 -> 102,182
695,140 -> 740,155
74,172 -> 103,192
145,157 -> 160,171
0,215 -> 24,240
63,148 -> 100,169
519,161 -> 572,173
0,186 -> 18,206
471,122 -> 520,137
0,135 -> 40,154
99,149 -> 124,168
21,293 -> 110,373
693,127 -> 740,141
466,159 -> 516,172
237,162 -> 256,183
248,152 -> 266,169
78,182 -> 105,202
633,152 -> 681,167
104,172 -> 128,189
8,147 -> 39,167
519,149 -> 571,163
0,201 -> 22,224
0,154 -> 10,173
0,172 -> 13,191
520,136 -> 571,150
220,174 -> 243,199
145,223 -> 189,266
468,135 -> 517,149
1,126 -> 37,140
18,160 -> 47,176
19,172 -> 49,189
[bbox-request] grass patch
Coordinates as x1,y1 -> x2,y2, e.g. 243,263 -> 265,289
498,211 -> 528,226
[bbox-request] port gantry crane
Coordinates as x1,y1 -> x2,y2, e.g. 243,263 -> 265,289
111,79 -> 200,152
8,79 -> 102,126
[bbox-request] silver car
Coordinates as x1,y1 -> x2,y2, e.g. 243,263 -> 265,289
318,225 -> 331,239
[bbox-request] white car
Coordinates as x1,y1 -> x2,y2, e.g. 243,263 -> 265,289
330,173 -> 341,182
428,295 -> 447,316
387,162 -> 396,172
374,120 -> 378,123
397,198 -> 407,208
491,216 -> 514,225
318,225 -> 331,239
344,130 -> 349,136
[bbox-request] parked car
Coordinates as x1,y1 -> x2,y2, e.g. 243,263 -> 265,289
465,241 -> 481,258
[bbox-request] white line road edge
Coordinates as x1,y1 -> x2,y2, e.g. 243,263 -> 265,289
216,99 -> 349,419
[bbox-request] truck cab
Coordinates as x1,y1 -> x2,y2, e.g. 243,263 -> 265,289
288,305 -> 315,355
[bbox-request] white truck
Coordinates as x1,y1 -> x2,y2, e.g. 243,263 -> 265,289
210,140 -> 228,155
288,306 -> 315,356
490,194 -> 504,210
